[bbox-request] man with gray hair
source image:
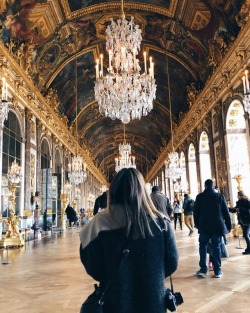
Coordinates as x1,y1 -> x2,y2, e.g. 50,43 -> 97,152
151,186 -> 173,218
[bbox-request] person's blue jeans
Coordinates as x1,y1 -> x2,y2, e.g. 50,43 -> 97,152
199,234 -> 222,275
242,224 -> 250,251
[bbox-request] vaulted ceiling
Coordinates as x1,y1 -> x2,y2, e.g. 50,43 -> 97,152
0,0 -> 245,182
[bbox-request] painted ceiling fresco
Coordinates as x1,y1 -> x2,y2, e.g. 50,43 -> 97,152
0,0 -> 245,181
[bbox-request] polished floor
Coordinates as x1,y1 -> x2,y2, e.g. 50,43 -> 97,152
0,224 -> 250,313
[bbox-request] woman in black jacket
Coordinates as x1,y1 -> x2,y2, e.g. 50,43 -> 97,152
79,168 -> 179,313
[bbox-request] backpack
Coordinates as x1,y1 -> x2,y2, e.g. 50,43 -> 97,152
185,199 -> 194,213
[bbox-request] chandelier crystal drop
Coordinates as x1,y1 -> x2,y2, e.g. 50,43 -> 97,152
94,0 -> 156,124
68,156 -> 87,185
115,142 -> 136,172
242,70 -> 250,114
7,159 -> 22,185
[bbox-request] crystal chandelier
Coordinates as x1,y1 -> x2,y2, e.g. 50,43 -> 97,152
115,125 -> 136,172
165,55 -> 183,182
94,0 -> 156,124
64,180 -> 72,195
242,69 -> 250,114
166,152 -> 183,182
68,59 -> 87,185
1,78 -> 10,127
7,159 -> 22,185
173,179 -> 189,193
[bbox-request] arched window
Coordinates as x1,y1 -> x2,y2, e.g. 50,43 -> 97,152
180,151 -> 188,193
55,149 -> 62,174
2,111 -> 22,214
41,138 -> 50,169
188,143 -> 199,198
199,131 -> 212,189
225,100 -> 250,205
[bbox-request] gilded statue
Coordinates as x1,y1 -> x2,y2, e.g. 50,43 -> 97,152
186,83 -> 198,108
4,208 -> 21,238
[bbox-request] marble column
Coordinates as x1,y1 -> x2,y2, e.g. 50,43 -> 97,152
24,110 -> 32,211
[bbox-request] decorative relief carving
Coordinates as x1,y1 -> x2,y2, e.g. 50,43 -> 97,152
236,2 -> 249,28
30,154 -> 35,190
186,82 -> 199,108
30,119 -> 36,141
212,113 -> 219,134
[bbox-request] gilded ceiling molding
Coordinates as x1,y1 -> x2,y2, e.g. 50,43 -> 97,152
0,43 -> 107,185
61,1 -> 177,20
146,16 -> 250,182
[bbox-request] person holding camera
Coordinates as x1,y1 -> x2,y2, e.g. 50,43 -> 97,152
193,179 -> 231,278
79,168 -> 179,313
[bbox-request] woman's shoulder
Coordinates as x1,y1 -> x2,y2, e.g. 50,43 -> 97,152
79,209 -> 125,249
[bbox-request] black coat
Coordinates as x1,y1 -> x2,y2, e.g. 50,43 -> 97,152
193,188 -> 231,235
79,208 -> 178,313
231,198 -> 250,224
93,192 -> 107,215
65,205 -> 77,221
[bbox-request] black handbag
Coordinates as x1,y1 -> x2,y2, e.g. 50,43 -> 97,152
80,247 -> 130,313
80,284 -> 104,313
163,219 -> 183,312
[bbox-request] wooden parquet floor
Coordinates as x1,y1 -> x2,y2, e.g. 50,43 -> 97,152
0,225 -> 250,313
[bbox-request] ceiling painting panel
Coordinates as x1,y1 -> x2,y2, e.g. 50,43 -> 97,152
67,0 -> 171,12
50,51 -> 95,123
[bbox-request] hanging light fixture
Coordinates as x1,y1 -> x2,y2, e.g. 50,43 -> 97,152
0,78 -> 10,127
115,125 -> 136,172
242,69 -> 250,114
68,59 -> 87,185
165,55 -> 183,182
7,159 -> 22,185
64,180 -> 72,195
94,0 -> 156,124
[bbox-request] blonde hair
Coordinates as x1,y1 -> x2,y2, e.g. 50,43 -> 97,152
109,168 -> 164,239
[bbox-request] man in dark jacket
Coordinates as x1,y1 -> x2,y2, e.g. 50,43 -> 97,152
93,192 -> 107,215
193,179 -> 231,278
230,191 -> 250,254
65,204 -> 78,227
151,186 -> 173,218
183,194 -> 195,236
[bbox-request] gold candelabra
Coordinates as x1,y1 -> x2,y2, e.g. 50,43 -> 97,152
0,184 -> 24,247
234,174 -> 243,191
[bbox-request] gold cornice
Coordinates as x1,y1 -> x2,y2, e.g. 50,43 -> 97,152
61,1 -> 177,19
146,17 -> 250,182
0,43 -> 107,185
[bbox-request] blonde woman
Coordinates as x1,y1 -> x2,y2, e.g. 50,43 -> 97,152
79,168 -> 179,313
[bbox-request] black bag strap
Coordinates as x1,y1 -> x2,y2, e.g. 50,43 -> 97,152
163,218 -> 175,293
99,237 -> 130,304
